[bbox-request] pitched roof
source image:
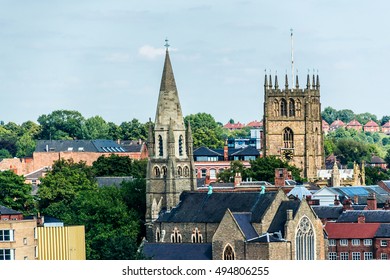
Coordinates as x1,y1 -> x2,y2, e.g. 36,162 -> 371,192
157,191 -> 277,223
364,120 -> 379,127
0,205 -> 22,215
347,119 -> 362,126
267,200 -> 301,235
232,213 -> 258,240
223,122 -> 245,129
35,140 -> 127,153
96,177 -> 133,187
311,206 -> 343,220
370,155 -> 386,164
330,119 -> 345,128
337,210 -> 390,223
230,146 -> 260,156
142,243 -> 212,260
246,120 -> 263,128
375,224 -> 390,238
325,223 -> 380,238
382,121 -> 390,128
193,146 -> 222,157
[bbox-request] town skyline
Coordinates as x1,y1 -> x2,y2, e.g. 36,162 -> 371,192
1,1 -> 389,125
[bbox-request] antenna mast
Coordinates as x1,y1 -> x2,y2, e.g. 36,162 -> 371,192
290,28 -> 294,88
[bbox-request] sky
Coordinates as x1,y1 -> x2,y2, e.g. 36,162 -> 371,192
0,0 -> 389,125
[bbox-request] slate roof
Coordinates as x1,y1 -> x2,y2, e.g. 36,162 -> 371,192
287,185 -> 312,200
142,243 -> 212,260
120,140 -> 144,153
268,200 -> 301,236
311,206 -> 344,220
96,176 -> 133,187
337,210 -> 390,223
375,224 -> 390,238
194,146 -> 260,157
232,213 -> 258,240
325,223 -> 380,238
0,205 -> 21,215
230,146 -> 260,156
248,233 -> 285,243
157,191 -> 277,223
24,167 -> 50,180
35,140 -> 127,153
194,146 -> 222,157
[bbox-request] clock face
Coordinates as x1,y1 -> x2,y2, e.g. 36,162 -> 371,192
282,149 -> 293,161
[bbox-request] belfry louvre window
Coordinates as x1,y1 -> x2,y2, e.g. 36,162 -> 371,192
178,135 -> 184,156
223,244 -> 235,260
295,217 -> 315,260
158,135 -> 163,156
191,228 -> 203,243
171,227 -> 182,243
283,128 -> 294,148
280,99 -> 287,116
289,99 -> 295,117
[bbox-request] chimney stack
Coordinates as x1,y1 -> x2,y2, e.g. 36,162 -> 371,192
366,193 -> 377,210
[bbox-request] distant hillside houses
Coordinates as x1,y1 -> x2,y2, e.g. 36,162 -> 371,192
322,119 -> 390,134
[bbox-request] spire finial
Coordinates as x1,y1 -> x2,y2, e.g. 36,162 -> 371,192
164,38 -> 170,50
290,28 -> 294,88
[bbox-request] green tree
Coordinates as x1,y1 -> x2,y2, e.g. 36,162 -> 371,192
37,159 -> 97,210
83,116 -> 111,140
119,119 -> 148,141
355,112 -> 378,125
381,115 -> 390,125
385,149 -> 390,168
0,148 -> 12,159
364,166 -> 390,185
333,139 -> 371,166
15,133 -> 36,157
0,125 -> 18,156
0,170 -> 36,214
217,161 -> 248,183
321,106 -> 338,124
92,154 -> 132,177
336,109 -> 355,123
38,110 -> 86,140
246,156 -> 303,183
184,113 -> 224,149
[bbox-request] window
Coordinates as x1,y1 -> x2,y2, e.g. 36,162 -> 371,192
223,244 -> 235,260
352,239 -> 360,246
289,98 -> 295,117
352,252 -> 361,260
158,135 -> 163,157
183,166 -> 189,177
191,228 -> 203,243
364,239 -> 372,246
381,240 -> 388,247
34,228 -> 37,239
381,253 -> 388,260
0,230 -> 14,242
209,169 -> 216,179
295,217 -> 315,260
171,227 -> 182,243
154,166 -> 160,177
283,128 -> 294,148
364,252 -> 373,260
35,246 -> 38,259
0,249 -> 14,260
156,228 -> 161,242
328,252 -> 337,260
162,166 -> 167,177
280,98 -> 287,117
329,239 -> 336,246
178,135 -> 184,156
340,239 -> 348,246
177,166 -> 183,177
340,252 -> 349,260
201,169 -> 207,178
23,238 -> 27,245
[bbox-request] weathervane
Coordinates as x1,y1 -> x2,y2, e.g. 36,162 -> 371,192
164,38 -> 170,49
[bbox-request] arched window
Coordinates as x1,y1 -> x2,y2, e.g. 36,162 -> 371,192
283,128 -> 294,148
280,98 -> 287,116
154,166 -> 160,177
177,166 -> 183,177
273,100 -> 279,117
295,217 -> 315,260
178,135 -> 184,156
223,244 -> 235,260
296,99 -> 302,117
183,166 -> 190,177
158,135 -> 163,157
156,228 -> 161,242
191,228 -> 203,243
171,227 -> 182,243
289,98 -> 295,117
162,166 -> 167,177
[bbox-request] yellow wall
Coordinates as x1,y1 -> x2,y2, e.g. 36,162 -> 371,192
37,225 -> 86,260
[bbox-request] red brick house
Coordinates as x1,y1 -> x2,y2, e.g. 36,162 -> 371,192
223,122 -> 245,130
329,119 -> 345,131
364,120 -> 380,133
346,119 -> 362,131
382,121 -> 390,134
322,120 -> 330,134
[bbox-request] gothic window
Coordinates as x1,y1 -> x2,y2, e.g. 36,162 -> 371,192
223,244 -> 235,260
289,98 -> 295,117
273,100 -> 279,117
283,128 -> 294,148
179,135 -> 184,156
191,228 -> 203,243
171,227 -> 182,243
177,166 -> 183,177
154,166 -> 160,177
295,216 -> 315,260
158,135 -> 163,157
280,98 -> 287,117
296,99 -> 302,117
183,166 -> 190,177
162,166 -> 167,177
156,228 -> 161,242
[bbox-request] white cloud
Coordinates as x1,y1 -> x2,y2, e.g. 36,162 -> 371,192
138,45 -> 165,60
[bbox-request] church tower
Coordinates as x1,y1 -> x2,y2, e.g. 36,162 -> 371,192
262,73 -> 324,180
145,42 -> 196,237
